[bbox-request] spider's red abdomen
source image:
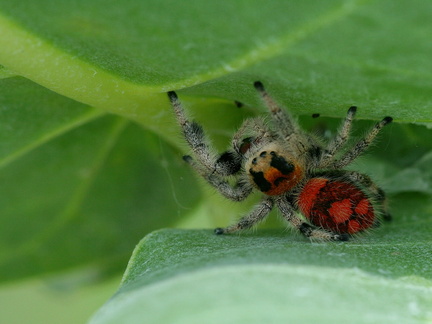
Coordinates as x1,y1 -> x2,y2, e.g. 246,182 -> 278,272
298,177 -> 375,234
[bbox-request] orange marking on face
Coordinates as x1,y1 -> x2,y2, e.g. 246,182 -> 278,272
264,167 -> 283,183
264,164 -> 303,196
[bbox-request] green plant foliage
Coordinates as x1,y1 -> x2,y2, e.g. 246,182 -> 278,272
90,227 -> 432,324
0,0 -> 431,322
0,77 -> 201,281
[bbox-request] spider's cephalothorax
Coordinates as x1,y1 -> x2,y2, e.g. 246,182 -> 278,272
168,82 -> 392,241
245,144 -> 305,196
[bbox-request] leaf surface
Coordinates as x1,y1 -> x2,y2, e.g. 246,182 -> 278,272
90,221 -> 432,324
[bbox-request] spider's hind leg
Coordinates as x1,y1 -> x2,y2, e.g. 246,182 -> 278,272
346,171 -> 392,224
276,196 -> 349,241
332,115 -> 393,169
319,106 -> 357,168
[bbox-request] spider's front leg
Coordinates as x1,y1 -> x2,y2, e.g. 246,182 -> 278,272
253,81 -> 299,139
275,196 -> 349,241
168,91 -> 253,201
253,81 -> 320,157
215,197 -> 274,234
168,91 -> 218,172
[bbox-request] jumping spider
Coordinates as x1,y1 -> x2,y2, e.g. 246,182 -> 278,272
168,82 -> 392,241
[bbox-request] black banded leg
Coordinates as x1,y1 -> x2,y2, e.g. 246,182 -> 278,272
215,198 -> 274,234
207,173 -> 253,202
360,177 -> 392,222
319,106 -> 357,168
253,81 -> 298,138
378,187 -> 392,222
183,155 -> 253,202
169,91 -> 252,202
332,116 -> 393,169
275,197 -> 349,241
345,171 -> 392,223
168,91 -> 215,172
371,187 -> 392,226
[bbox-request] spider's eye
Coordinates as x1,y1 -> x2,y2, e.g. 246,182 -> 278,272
238,137 -> 254,155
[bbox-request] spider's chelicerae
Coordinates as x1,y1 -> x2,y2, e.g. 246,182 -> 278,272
168,81 -> 392,241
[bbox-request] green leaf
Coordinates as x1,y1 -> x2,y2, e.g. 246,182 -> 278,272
90,212 -> 432,323
0,77 -> 201,281
0,0 -> 431,126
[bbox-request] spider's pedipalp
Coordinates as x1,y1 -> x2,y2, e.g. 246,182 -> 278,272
215,151 -> 242,176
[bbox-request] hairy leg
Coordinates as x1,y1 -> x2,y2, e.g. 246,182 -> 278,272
319,106 -> 357,168
169,91 -> 253,201
331,116 -> 393,169
215,197 -> 274,234
275,196 -> 349,241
